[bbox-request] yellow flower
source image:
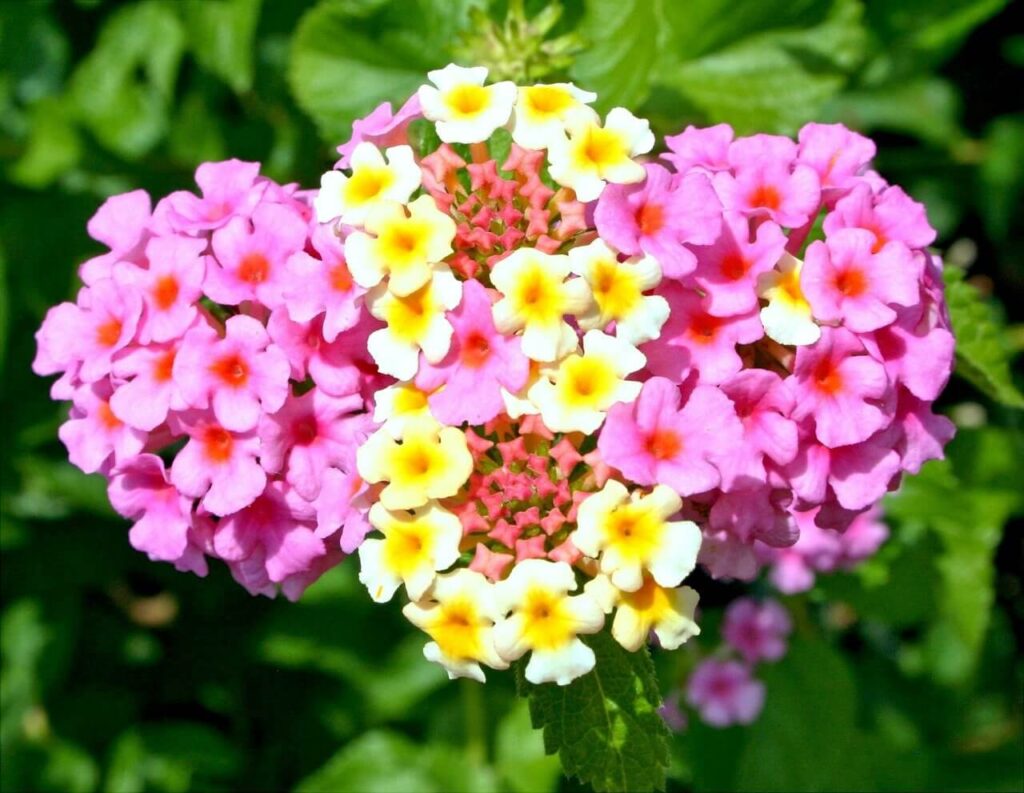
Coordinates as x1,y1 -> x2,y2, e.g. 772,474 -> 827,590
403,569 -> 509,682
418,64 -> 516,144
490,248 -> 592,362
358,500 -> 462,602
511,82 -> 596,150
570,240 -> 669,345
366,266 -> 462,380
314,143 -> 421,226
573,481 -> 702,592
493,559 -> 605,686
356,417 -> 472,510
548,107 -> 654,202
373,381 -> 436,438
587,573 -> 701,652
757,252 -> 822,346
528,330 -> 645,433
346,195 -> 456,296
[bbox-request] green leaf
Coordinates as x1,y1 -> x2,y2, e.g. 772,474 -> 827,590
570,0 -> 667,110
942,266 -> 1024,408
7,97 -> 82,189
181,0 -> 262,94
67,0 -> 186,160
978,115 -> 1024,243
296,730 -> 496,793
660,0 -> 866,134
518,631 -> 669,793
106,723 -> 241,793
288,0 -> 432,145
822,77 -> 964,147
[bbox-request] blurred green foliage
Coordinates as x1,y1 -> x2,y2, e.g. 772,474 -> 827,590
1,0 -> 1022,791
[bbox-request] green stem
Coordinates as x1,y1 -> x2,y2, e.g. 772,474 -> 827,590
461,677 -> 487,766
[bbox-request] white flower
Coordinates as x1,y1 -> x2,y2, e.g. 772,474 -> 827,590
573,481 -> 701,593
345,195 -> 456,296
373,381 -> 436,438
403,569 -> 509,682
548,107 -> 654,202
569,240 -> 669,345
528,330 -> 645,434
757,252 -> 822,346
612,576 -> 701,652
493,559 -> 605,686
490,248 -> 592,363
358,500 -> 462,602
511,82 -> 597,150
418,64 -> 516,144
366,265 -> 462,380
314,143 -> 421,226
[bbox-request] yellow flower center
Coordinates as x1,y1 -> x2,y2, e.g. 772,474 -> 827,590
511,264 -> 563,327
522,85 -> 573,119
591,259 -> 641,319
430,598 -> 484,660
393,384 -> 430,415
556,355 -> 618,410
377,218 -> 432,272
574,126 -> 627,171
520,587 -> 575,651
344,166 -> 394,205
382,281 -> 435,343
382,521 -> 433,579
620,575 -> 672,622
603,503 -> 662,561
774,266 -> 810,311
445,84 -> 490,118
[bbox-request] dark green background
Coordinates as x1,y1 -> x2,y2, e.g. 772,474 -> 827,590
1,1 -> 1021,790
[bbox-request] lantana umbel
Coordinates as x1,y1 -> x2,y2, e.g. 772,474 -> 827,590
34,65 -> 955,687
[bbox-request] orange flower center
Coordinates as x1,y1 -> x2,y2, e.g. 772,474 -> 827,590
460,331 -> 491,368
210,353 -> 249,387
330,262 -> 353,292
202,425 -> 234,463
153,349 -> 176,382
749,184 -> 781,211
636,202 -> 665,236
645,428 -> 682,460
152,275 -> 180,310
96,318 -> 122,347
238,253 -> 270,284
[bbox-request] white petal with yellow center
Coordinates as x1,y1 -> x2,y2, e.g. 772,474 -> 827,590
373,381 -> 437,438
358,500 -> 462,602
757,252 -> 822,346
512,82 -> 597,150
367,266 -> 462,380
570,241 -> 669,345
403,569 -> 509,682
490,248 -> 592,362
314,143 -> 421,226
612,578 -> 700,652
528,330 -> 645,434
573,482 -> 701,592
346,195 -> 456,296
548,107 -> 654,202
356,417 -> 473,510
493,559 -> 605,686
417,63 -> 516,144
500,359 -> 544,419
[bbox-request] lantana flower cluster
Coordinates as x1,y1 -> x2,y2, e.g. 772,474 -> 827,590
34,64 -> 954,688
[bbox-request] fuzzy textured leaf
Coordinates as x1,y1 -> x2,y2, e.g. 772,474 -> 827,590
518,631 -> 669,793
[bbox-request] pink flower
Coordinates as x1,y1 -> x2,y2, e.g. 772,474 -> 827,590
727,134 -> 798,169
118,235 -> 207,343
283,224 -> 365,342
594,164 -> 722,277
72,278 -> 144,383
691,212 -> 787,317
713,159 -> 820,229
266,311 -> 374,398
708,487 -> 797,547
313,463 -> 373,553
174,315 -> 290,432
797,123 -> 875,198
788,328 -> 892,448
686,659 -> 765,727
110,335 -> 190,431
33,301 -> 84,379
598,377 -> 742,496
108,454 -> 206,573
205,202 -> 307,307
864,301 -> 954,402
211,481 -> 325,592
722,598 -> 792,664
802,229 -> 921,332
59,382 -> 147,474
80,189 -> 152,284
823,183 -> 935,251
259,388 -> 365,501
642,282 -> 763,385
334,95 -> 422,169
662,123 -> 733,173
170,414 -> 266,516
415,280 -> 529,425
895,389 -> 955,474
156,159 -> 267,235
717,370 -> 798,490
